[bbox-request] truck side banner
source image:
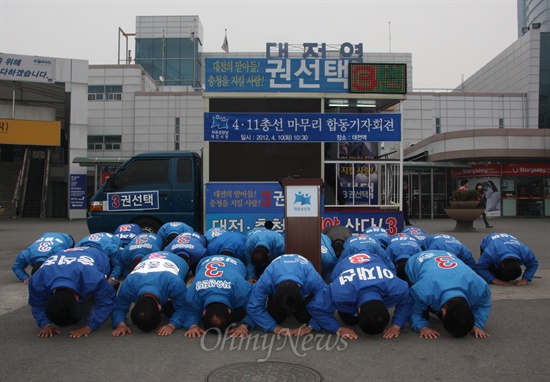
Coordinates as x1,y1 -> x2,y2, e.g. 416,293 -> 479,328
204,112 -> 401,142
206,182 -> 401,234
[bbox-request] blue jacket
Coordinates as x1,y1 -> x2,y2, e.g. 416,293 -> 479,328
386,233 -> 423,263
157,221 -> 195,244
183,255 -> 253,329
206,231 -> 247,263
308,254 -> 412,333
28,247 -> 115,330
476,233 -> 539,283
75,233 -> 122,275
110,233 -> 163,280
321,234 -> 338,282
363,227 -> 391,249
401,226 -> 428,248
247,254 -> 327,332
244,229 -> 285,279
405,250 -> 491,332
204,227 -> 228,245
423,234 -> 476,270
111,251 -> 189,329
337,234 -> 395,277
114,224 -> 142,248
12,232 -> 74,282
164,232 -> 208,266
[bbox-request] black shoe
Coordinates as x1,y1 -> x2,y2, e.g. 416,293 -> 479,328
486,225 -> 493,228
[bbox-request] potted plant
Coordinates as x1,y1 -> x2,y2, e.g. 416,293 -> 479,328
449,190 -> 480,208
445,189 -> 485,231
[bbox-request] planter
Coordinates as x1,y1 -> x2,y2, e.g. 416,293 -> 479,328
449,201 -> 480,209
444,208 -> 485,231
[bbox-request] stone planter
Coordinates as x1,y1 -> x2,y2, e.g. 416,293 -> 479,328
444,207 -> 485,231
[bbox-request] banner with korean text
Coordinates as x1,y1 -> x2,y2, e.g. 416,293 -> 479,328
204,112 -> 401,142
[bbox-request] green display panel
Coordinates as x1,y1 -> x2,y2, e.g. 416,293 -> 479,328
349,63 -> 407,94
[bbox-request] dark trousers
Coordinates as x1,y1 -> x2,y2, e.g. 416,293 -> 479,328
266,294 -> 314,325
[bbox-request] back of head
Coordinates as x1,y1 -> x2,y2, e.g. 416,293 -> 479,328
461,178 -> 469,186
251,245 -> 270,268
500,258 -> 522,281
202,302 -> 231,333
358,300 -> 390,335
45,288 -> 80,326
443,298 -> 474,338
131,295 -> 161,332
273,280 -> 302,316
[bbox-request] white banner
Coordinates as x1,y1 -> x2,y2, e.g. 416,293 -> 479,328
0,53 -> 56,83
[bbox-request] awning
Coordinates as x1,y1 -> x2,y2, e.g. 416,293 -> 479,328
404,161 -> 470,168
72,157 -> 130,167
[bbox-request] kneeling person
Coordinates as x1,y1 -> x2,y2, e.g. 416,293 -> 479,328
111,251 -> 189,337
184,255 -> 254,338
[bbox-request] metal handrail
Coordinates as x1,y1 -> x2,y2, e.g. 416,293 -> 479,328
40,149 -> 51,218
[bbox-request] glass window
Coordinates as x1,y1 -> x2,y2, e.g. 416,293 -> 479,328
177,159 -> 192,183
118,159 -> 169,186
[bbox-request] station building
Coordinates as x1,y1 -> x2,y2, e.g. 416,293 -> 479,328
0,12 -> 548,224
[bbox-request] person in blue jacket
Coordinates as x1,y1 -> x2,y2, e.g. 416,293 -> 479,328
247,254 -> 327,337
157,221 -> 195,249
338,234 -> 394,270
111,251 -> 189,337
476,233 -> 539,286
308,252 -> 412,340
113,223 -> 142,249
28,246 -> 115,338
405,250 -> 491,339
423,233 -> 476,270
164,231 -> 208,273
75,232 -> 122,282
385,233 -> 423,281
244,228 -> 285,282
12,232 -> 74,284
204,227 -> 228,245
183,255 -> 254,338
206,230 -> 246,263
109,233 -> 163,282
320,233 -> 338,282
401,226 -> 428,248
363,226 -> 391,249
321,224 -> 353,258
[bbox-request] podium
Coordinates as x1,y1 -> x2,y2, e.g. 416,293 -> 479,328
281,178 -> 323,273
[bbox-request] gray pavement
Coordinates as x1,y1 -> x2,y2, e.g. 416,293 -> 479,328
0,216 -> 549,382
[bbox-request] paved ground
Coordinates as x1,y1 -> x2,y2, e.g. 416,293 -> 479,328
0,216 -> 549,382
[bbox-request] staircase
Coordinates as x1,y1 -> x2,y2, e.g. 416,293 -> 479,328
0,162 -> 22,217
22,158 -> 44,217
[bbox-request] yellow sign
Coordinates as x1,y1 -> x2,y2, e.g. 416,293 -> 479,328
0,119 -> 60,146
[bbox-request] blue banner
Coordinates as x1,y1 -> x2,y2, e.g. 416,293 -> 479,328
205,58 -> 362,93
107,191 -> 159,211
69,174 -> 87,209
204,112 -> 401,142
205,182 -> 403,234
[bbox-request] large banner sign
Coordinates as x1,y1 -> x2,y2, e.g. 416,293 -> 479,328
204,112 -> 401,142
205,182 -> 402,234
0,53 -> 55,83
205,58 -> 362,93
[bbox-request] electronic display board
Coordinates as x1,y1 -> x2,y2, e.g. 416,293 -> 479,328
349,63 -> 407,94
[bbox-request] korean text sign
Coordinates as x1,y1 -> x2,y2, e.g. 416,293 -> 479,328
204,112 -> 401,142
205,58 -> 362,93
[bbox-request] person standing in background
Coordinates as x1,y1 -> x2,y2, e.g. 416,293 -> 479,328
475,183 -> 493,228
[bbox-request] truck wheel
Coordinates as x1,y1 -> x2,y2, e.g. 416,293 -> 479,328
134,218 -> 161,233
